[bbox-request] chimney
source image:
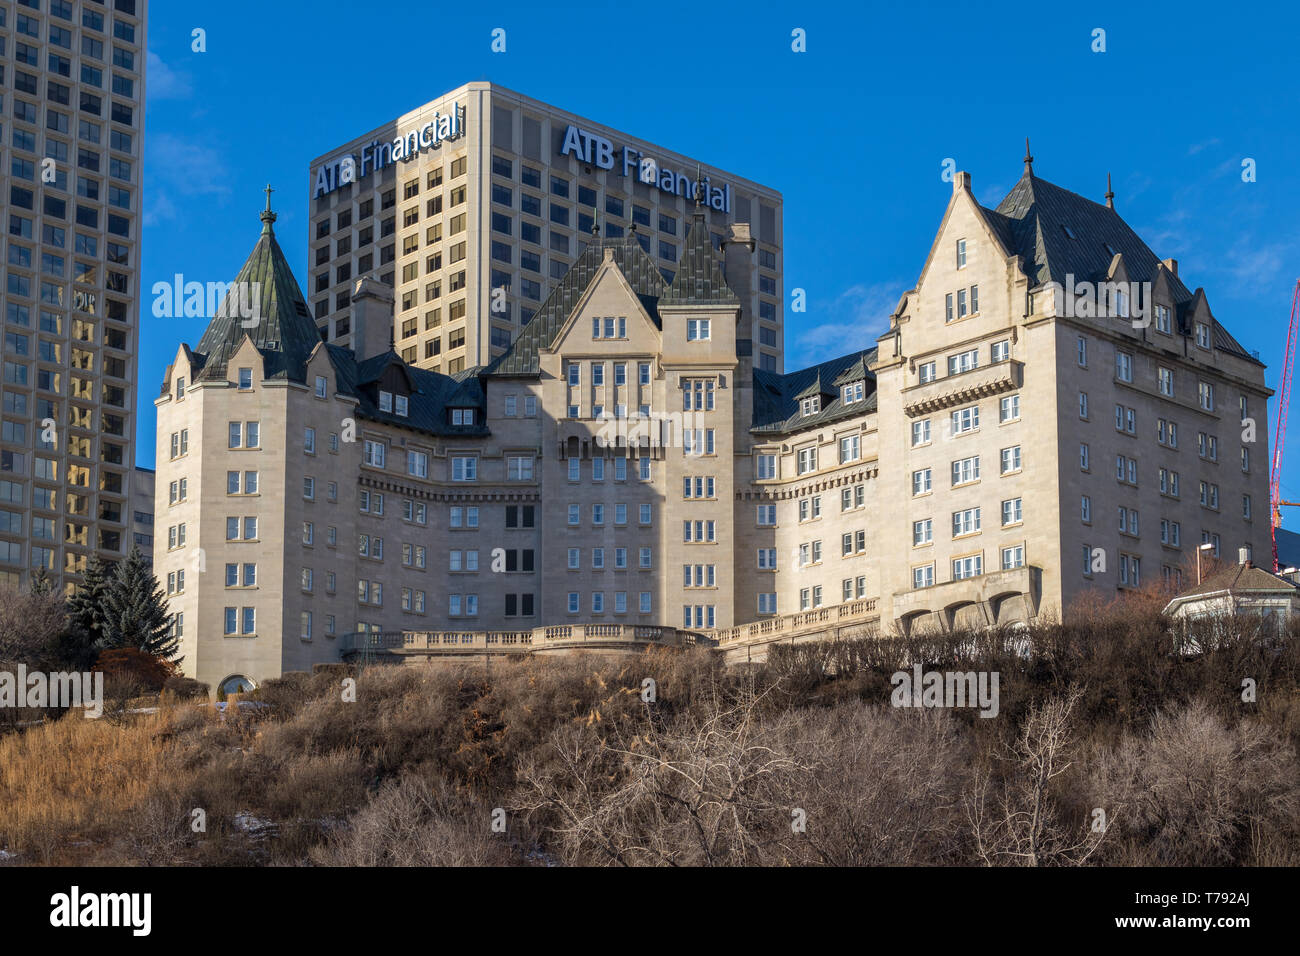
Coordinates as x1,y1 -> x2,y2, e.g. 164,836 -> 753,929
722,222 -> 757,453
1162,257 -> 1178,277
953,171 -> 971,195
351,275 -> 394,363
722,222 -> 756,352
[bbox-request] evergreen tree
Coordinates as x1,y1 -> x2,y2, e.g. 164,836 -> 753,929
66,554 -> 112,650
101,547 -> 179,662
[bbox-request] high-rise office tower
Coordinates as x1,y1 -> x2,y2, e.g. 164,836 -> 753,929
0,0 -> 148,591
306,81 -> 784,374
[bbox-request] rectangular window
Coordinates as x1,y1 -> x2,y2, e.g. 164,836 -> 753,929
952,508 -> 981,537
947,350 -> 978,375
1115,351 -> 1133,383
912,519 -> 932,545
995,395 -> 1019,425
951,456 -> 980,485
1002,498 -> 1023,526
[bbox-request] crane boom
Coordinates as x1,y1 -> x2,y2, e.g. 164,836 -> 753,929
1271,280 -> 1300,570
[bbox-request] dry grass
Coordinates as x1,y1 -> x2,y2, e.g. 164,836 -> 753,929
0,605 -> 1296,866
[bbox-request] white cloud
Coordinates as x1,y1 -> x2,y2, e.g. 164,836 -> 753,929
143,133 -> 232,223
146,51 -> 192,100
785,281 -> 901,368
143,190 -> 176,228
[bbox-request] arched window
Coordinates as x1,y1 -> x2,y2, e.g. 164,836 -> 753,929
219,675 -> 256,697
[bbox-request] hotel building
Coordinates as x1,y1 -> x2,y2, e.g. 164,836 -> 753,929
306,81 -> 785,374
156,159 -> 1270,694
0,0 -> 149,591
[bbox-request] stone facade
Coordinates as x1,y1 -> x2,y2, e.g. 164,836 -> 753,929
153,162 -> 1271,694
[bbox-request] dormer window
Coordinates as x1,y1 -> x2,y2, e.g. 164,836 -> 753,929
1113,289 -> 1130,318
1195,323 -> 1212,349
841,381 -> 864,404
801,396 -> 821,416
379,390 -> 393,412
237,368 -> 252,390
686,318 -> 710,341
452,408 -> 474,426
395,394 -> 409,416
1155,304 -> 1172,334
314,375 -> 328,398
174,376 -> 185,401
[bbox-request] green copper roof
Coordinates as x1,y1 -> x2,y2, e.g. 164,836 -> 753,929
192,204 -> 322,384
664,212 -> 740,306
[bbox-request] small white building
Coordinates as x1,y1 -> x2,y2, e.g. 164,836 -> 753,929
1164,554 -> 1300,625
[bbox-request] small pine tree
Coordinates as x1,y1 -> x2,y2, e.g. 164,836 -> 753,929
66,554 -> 112,651
100,546 -> 180,663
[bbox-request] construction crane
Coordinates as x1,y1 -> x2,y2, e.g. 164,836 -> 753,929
1271,280 -> 1300,570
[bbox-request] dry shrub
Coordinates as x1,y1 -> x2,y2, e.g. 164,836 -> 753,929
512,681 -> 968,866
263,749 -> 369,820
310,774 -> 516,866
1088,700 -> 1300,866
94,647 -> 179,692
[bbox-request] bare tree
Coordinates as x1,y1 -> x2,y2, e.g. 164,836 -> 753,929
0,585 -> 66,669
965,685 -> 1106,866
514,682 -> 815,866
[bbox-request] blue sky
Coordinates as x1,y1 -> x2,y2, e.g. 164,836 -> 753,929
141,0 -> 1300,504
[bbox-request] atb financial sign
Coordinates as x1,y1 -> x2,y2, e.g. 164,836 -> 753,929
559,125 -> 733,214
312,103 -> 466,199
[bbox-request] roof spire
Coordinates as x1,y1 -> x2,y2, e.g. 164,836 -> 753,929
1105,171 -> 1114,209
260,183 -> 277,235
694,163 -> 703,209
1023,138 -> 1034,174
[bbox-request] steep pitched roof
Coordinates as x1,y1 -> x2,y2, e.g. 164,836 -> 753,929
991,169 -> 1193,300
664,213 -> 740,306
488,231 -> 670,376
192,205 -> 322,384
988,169 -> 1257,364
752,349 -> 878,435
